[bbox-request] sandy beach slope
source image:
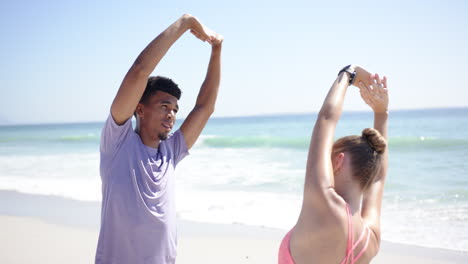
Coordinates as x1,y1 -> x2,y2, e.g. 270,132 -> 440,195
0,190 -> 467,263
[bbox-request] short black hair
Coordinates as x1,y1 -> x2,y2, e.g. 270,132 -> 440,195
139,76 -> 182,104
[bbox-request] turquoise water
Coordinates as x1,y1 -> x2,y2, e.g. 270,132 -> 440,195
0,108 -> 467,251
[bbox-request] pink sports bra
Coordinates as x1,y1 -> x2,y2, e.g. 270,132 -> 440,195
278,204 -> 371,264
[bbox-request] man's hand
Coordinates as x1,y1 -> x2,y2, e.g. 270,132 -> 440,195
358,74 -> 389,113
209,33 -> 224,48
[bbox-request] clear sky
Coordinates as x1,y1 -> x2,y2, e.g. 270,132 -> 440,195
1,0 -> 467,124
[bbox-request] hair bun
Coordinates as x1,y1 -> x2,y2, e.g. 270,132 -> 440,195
362,128 -> 387,154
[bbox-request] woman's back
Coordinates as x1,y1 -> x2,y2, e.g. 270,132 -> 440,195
280,194 -> 377,264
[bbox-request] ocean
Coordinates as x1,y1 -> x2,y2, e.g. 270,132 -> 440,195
0,108 -> 467,251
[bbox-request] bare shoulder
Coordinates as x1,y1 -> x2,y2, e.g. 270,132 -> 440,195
293,188 -> 348,242
290,190 -> 350,262
363,223 -> 382,259
348,215 -> 382,263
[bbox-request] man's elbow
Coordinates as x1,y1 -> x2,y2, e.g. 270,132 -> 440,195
202,105 -> 215,116
194,104 -> 215,117
129,58 -> 152,77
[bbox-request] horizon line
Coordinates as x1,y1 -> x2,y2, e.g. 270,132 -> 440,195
1,106 -> 467,127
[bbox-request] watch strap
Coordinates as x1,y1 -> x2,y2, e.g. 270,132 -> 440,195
338,65 -> 356,85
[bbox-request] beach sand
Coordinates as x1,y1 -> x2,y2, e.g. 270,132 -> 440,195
1,215 -> 467,264
0,190 -> 467,263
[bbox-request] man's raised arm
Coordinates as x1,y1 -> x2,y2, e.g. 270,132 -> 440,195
180,34 -> 223,149
111,14 -> 214,125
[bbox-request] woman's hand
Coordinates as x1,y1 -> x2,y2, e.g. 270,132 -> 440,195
351,65 -> 372,88
358,74 -> 389,113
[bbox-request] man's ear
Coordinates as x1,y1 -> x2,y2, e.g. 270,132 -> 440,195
333,152 -> 345,173
135,103 -> 144,119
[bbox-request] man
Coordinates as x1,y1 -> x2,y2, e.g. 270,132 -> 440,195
95,14 -> 223,263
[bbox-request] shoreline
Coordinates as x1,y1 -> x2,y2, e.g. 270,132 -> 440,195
1,189 -> 467,263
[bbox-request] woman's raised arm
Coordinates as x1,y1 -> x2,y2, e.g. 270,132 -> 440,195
358,74 -> 389,247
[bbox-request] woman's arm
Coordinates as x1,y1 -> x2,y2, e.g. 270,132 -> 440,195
301,66 -> 355,210
359,74 -> 389,247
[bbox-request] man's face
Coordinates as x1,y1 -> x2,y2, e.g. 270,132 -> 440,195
138,91 -> 179,140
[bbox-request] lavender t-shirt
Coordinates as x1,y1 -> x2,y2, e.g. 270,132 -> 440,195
95,115 -> 189,264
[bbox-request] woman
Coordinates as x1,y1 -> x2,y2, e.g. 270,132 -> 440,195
278,65 -> 389,264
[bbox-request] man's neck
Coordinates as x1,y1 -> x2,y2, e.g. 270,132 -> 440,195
136,128 -> 160,149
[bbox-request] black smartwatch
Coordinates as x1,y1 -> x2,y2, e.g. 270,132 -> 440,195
338,65 -> 356,85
